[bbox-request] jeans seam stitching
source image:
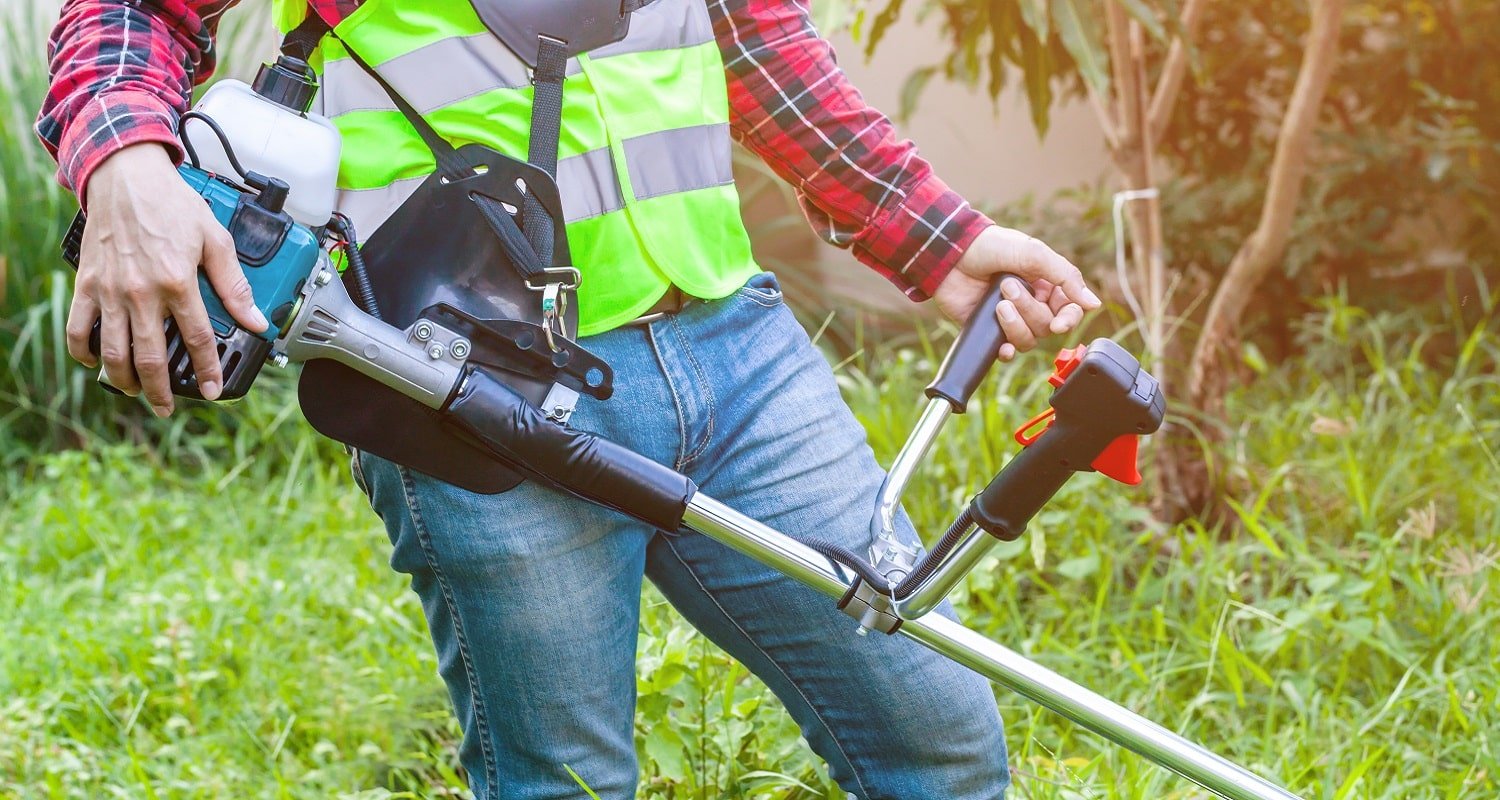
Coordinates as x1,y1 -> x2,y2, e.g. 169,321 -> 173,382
647,322 -> 693,471
660,535 -> 873,799
668,314 -> 716,469
736,287 -> 782,307
397,466 -> 500,794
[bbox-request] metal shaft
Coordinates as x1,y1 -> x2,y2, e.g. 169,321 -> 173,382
870,398 -> 952,544
682,494 -> 1303,800
894,519 -> 991,619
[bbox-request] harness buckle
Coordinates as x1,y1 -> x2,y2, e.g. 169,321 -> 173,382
527,267 -> 581,352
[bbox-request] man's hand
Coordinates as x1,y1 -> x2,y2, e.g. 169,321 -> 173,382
70,143 -> 268,416
933,226 -> 1101,362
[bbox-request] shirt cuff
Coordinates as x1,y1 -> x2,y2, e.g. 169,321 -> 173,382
58,90 -> 184,206
851,173 -> 994,303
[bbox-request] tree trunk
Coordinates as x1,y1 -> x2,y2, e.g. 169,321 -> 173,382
1156,0 -> 1347,522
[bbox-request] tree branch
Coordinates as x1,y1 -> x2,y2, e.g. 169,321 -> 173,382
1105,0 -> 1142,156
1148,0 -> 1209,143
1087,84 -> 1123,153
1187,0 -> 1347,401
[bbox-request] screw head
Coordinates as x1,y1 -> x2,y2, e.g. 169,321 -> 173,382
413,321 -> 434,341
427,342 -> 445,360
450,339 -> 470,359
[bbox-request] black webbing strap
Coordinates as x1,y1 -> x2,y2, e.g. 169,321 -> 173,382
278,8 -> 551,280
278,8 -> 611,278
279,10 -> 330,63
471,191 -> 546,278
281,12 -> 470,182
518,36 -> 569,269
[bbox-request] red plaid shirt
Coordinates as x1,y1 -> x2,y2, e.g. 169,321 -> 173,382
37,0 -> 992,300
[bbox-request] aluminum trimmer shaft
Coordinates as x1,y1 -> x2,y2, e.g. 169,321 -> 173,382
682,495 -> 1303,800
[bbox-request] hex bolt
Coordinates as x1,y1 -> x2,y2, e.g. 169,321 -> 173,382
427,342 -> 446,360
271,352 -> 289,368
413,321 -> 434,341
450,339 -> 471,359
314,270 -> 333,286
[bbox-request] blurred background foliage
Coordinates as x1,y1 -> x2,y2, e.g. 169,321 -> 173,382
865,0 -> 1498,353
2,0 -> 1498,798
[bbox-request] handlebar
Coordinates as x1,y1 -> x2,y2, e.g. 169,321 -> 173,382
925,275 -> 1026,413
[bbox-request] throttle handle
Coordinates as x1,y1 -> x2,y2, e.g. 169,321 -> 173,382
968,338 -> 1165,540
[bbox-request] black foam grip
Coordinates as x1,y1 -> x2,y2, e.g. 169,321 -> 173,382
445,367 -> 697,531
968,423 -> 1111,541
925,274 -> 1027,412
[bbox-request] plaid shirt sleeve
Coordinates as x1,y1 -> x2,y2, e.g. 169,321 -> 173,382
708,0 -> 994,301
35,0 -> 247,203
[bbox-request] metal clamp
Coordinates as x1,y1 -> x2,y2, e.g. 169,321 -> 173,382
527,266 -> 581,352
837,580 -> 903,635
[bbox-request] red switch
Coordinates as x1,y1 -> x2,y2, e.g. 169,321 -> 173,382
1091,435 -> 1142,485
1049,344 -> 1088,388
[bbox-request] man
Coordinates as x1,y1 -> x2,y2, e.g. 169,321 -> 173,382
38,0 -> 1101,797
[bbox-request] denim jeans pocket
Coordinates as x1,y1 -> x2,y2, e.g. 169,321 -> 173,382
735,271 -> 784,307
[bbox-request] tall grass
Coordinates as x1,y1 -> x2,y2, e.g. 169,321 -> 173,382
2,286 -> 1496,798
0,0 -> 289,468
0,0 -> 88,458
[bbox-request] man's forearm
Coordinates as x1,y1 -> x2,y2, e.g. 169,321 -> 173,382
36,0 -> 238,200
709,0 -> 993,301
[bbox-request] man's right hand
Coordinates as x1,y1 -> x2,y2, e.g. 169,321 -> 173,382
70,143 -> 268,416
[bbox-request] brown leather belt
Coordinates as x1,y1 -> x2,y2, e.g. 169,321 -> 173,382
624,285 -> 688,326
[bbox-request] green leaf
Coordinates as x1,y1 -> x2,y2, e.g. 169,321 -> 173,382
1050,0 -> 1110,99
1057,553 -> 1099,580
1019,0 -> 1051,42
643,726 -> 689,784
862,0 -> 906,59
1116,0 -> 1168,43
898,66 -> 937,122
1020,26 -> 1054,136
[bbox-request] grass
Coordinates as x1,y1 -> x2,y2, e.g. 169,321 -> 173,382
2,284 -> 1497,799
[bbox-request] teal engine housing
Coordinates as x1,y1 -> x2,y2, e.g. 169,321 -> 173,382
63,164 -> 324,401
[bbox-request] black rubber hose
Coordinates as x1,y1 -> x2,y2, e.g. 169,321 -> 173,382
799,537 -> 894,590
799,508 -> 977,599
890,508 -> 974,599
329,214 -> 382,321
178,111 -> 250,180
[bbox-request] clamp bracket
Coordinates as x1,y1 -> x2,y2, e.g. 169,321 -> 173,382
837,580 -> 903,635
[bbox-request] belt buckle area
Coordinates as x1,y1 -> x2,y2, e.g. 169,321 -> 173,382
627,310 -> 669,327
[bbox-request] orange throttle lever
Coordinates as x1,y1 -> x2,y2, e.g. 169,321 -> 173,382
967,338 -> 1166,541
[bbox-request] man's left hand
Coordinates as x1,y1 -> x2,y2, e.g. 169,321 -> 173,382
933,225 -> 1101,362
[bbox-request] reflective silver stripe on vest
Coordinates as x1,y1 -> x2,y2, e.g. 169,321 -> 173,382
624,123 -> 733,201
336,174 -> 426,240
322,33 -> 532,116
559,146 -> 625,222
338,146 -> 627,236
319,0 -> 713,119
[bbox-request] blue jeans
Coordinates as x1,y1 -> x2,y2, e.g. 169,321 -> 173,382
355,273 -> 1009,799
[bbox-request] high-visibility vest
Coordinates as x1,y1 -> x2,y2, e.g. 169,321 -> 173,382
273,0 -> 761,336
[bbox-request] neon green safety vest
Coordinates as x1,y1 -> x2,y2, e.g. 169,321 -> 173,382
273,0 -> 762,335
